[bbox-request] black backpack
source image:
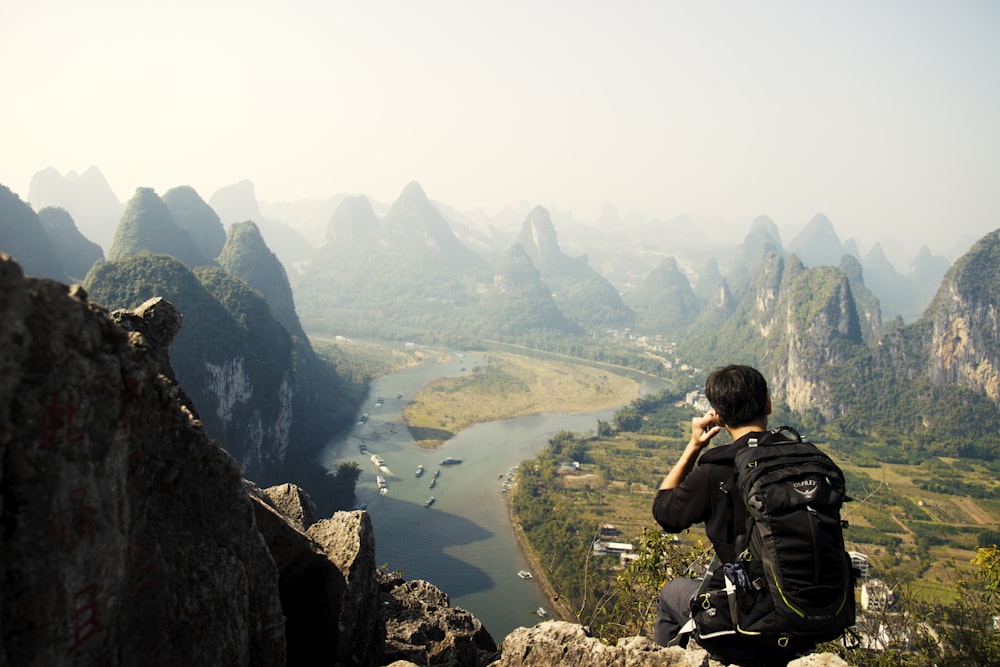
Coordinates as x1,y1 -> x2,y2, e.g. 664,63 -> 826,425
688,426 -> 856,657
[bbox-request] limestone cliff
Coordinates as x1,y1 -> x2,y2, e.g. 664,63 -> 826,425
684,252 -> 868,422
83,253 -> 297,479
924,229 -> 1000,406
767,264 -> 864,420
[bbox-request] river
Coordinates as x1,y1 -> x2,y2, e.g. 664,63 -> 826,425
317,349 -> 655,640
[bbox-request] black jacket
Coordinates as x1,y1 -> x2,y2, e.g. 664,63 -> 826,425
651,432 -> 763,563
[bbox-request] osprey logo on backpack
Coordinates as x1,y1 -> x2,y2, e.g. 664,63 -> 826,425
688,426 -> 856,653
792,478 -> 820,500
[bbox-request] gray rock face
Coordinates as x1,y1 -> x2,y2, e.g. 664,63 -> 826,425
488,622 -> 850,667
309,512 -> 386,666
488,621 -> 710,667
380,576 -> 498,666
925,229 -> 1000,406
0,253 -> 285,665
261,481 -> 319,531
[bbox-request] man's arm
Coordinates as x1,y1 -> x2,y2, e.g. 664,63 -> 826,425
658,411 -> 721,490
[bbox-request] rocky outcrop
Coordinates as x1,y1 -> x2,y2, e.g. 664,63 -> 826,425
379,575 -> 498,666
0,254 -> 284,664
488,621 -> 849,667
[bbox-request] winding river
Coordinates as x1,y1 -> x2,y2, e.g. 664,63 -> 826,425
318,349 -> 657,640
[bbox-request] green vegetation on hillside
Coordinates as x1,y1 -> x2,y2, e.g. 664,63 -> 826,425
508,388 -> 999,662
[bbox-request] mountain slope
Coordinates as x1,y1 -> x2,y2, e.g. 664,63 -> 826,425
84,254 -> 293,478
0,184 -> 67,281
37,207 -> 105,281
293,182 -> 491,342
27,166 -> 123,252
924,229 -> 1000,406
786,214 -> 850,268
626,257 -> 701,336
210,180 -> 313,266
162,186 -> 227,260
839,254 -> 882,347
474,244 -> 581,338
516,206 -> 634,330
217,221 -> 357,454
108,188 -> 211,268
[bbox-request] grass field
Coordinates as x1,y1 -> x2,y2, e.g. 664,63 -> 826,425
401,351 -> 642,446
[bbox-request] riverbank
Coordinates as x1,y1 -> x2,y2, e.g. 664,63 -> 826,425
504,481 -> 576,625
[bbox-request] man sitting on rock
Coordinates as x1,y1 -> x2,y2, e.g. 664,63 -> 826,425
651,365 -> 816,665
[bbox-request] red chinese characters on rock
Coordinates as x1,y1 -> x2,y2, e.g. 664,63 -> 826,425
67,584 -> 104,655
39,388 -> 86,450
51,486 -> 98,554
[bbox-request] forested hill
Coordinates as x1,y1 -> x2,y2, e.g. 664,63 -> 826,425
515,206 -> 635,330
677,231 -> 1000,460
78,185 -> 359,509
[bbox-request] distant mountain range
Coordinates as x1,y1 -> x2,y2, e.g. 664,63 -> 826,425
4,168 -> 999,459
22,167 -> 954,323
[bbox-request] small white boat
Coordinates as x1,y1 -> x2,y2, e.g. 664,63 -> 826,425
517,570 -> 532,579
415,464 -> 425,477
376,475 -> 387,489
424,496 -> 435,507
371,454 -> 386,467
440,457 -> 462,465
535,607 -> 547,618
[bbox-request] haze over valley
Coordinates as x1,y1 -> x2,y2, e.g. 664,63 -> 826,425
3,3 -> 1000,659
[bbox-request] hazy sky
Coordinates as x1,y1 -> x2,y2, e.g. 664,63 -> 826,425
2,0 -> 998,258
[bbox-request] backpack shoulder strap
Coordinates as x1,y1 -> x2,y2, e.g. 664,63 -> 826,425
758,425 -> 804,445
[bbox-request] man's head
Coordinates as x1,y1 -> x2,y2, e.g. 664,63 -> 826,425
705,365 -> 770,428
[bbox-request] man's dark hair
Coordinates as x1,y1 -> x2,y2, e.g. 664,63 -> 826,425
705,365 -> 769,427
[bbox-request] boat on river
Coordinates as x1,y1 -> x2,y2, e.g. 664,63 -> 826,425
415,464 -> 424,477
440,457 -> 462,465
432,469 -> 440,479
424,496 -> 435,507
429,478 -> 436,489
371,454 -> 386,467
535,607 -> 548,618
517,570 -> 532,579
